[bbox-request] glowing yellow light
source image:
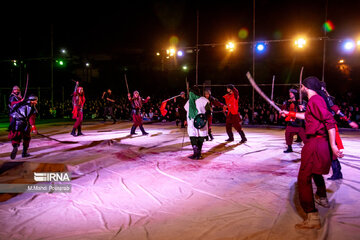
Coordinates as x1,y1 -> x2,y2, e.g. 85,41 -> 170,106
357,40 -> 360,46
226,42 -> 235,52
156,52 -> 160,56
339,59 -> 344,64
169,48 -> 176,56
295,38 -> 306,48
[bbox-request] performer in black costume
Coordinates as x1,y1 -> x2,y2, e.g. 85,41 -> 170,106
8,94 -> 38,159
102,89 -> 117,124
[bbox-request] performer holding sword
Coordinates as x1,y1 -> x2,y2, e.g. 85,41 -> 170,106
247,72 -> 343,230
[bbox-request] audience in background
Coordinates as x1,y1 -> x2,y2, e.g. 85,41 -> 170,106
31,94 -> 359,128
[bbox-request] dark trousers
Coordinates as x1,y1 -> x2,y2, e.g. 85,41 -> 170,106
285,125 -> 307,145
208,115 -> 213,134
73,112 -> 83,129
179,111 -> 186,127
226,113 -> 242,138
103,106 -> 116,121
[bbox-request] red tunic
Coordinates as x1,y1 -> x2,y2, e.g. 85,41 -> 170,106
301,95 -> 336,174
72,92 -> 85,119
223,88 -> 239,115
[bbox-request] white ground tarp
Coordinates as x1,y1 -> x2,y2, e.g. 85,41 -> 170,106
0,122 -> 359,240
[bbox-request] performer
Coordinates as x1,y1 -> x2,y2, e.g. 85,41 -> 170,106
71,81 -> 85,136
204,89 -> 224,141
184,86 -> 211,160
8,86 -> 23,120
281,76 -> 343,230
8,94 -> 38,159
320,83 -> 358,180
102,89 -> 117,124
174,91 -> 187,128
128,91 -> 150,135
282,88 -> 307,153
223,84 -> 247,143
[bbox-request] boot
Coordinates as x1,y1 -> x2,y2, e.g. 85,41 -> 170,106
77,126 -> 84,136
315,194 -> 330,208
295,212 -> 321,230
10,144 -> 19,160
188,145 -> 198,159
196,140 -> 204,160
239,130 -> 247,143
22,147 -> 31,158
140,126 -> 149,135
209,133 -> 214,141
327,159 -> 343,180
284,145 -> 293,153
225,134 -> 234,142
130,126 -> 137,135
71,128 -> 77,137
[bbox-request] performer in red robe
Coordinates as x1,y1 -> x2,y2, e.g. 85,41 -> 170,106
223,84 -> 247,143
128,91 -> 150,135
282,88 -> 307,153
282,76 -> 343,230
71,81 -> 85,136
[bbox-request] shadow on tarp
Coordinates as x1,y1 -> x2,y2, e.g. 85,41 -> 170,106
202,142 -> 241,161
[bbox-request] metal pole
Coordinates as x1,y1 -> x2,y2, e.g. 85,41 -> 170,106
186,77 -> 189,97
321,0 -> 328,82
62,86 -> 64,112
19,34 -> 22,88
195,10 -> 199,86
271,75 -> 275,101
252,0 -> 255,122
51,24 -> 54,107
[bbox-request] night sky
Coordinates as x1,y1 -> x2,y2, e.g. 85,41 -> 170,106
1,0 -> 360,100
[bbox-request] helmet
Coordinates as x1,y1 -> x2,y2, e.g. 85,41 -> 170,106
12,85 -> 20,91
27,94 -> 38,102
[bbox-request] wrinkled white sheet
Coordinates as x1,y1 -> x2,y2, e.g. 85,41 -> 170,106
0,122 -> 359,240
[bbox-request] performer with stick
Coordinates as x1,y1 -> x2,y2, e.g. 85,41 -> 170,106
204,89 -> 224,141
174,91 -> 187,128
128,91 -> 150,135
281,76 -> 343,230
71,81 -> 85,136
102,89 -> 117,124
246,72 -> 342,229
160,94 -> 182,117
8,86 -> 23,115
8,94 -> 38,159
223,84 -> 247,143
281,88 -> 306,153
320,82 -> 358,180
184,86 -> 211,160
9,74 -> 28,122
